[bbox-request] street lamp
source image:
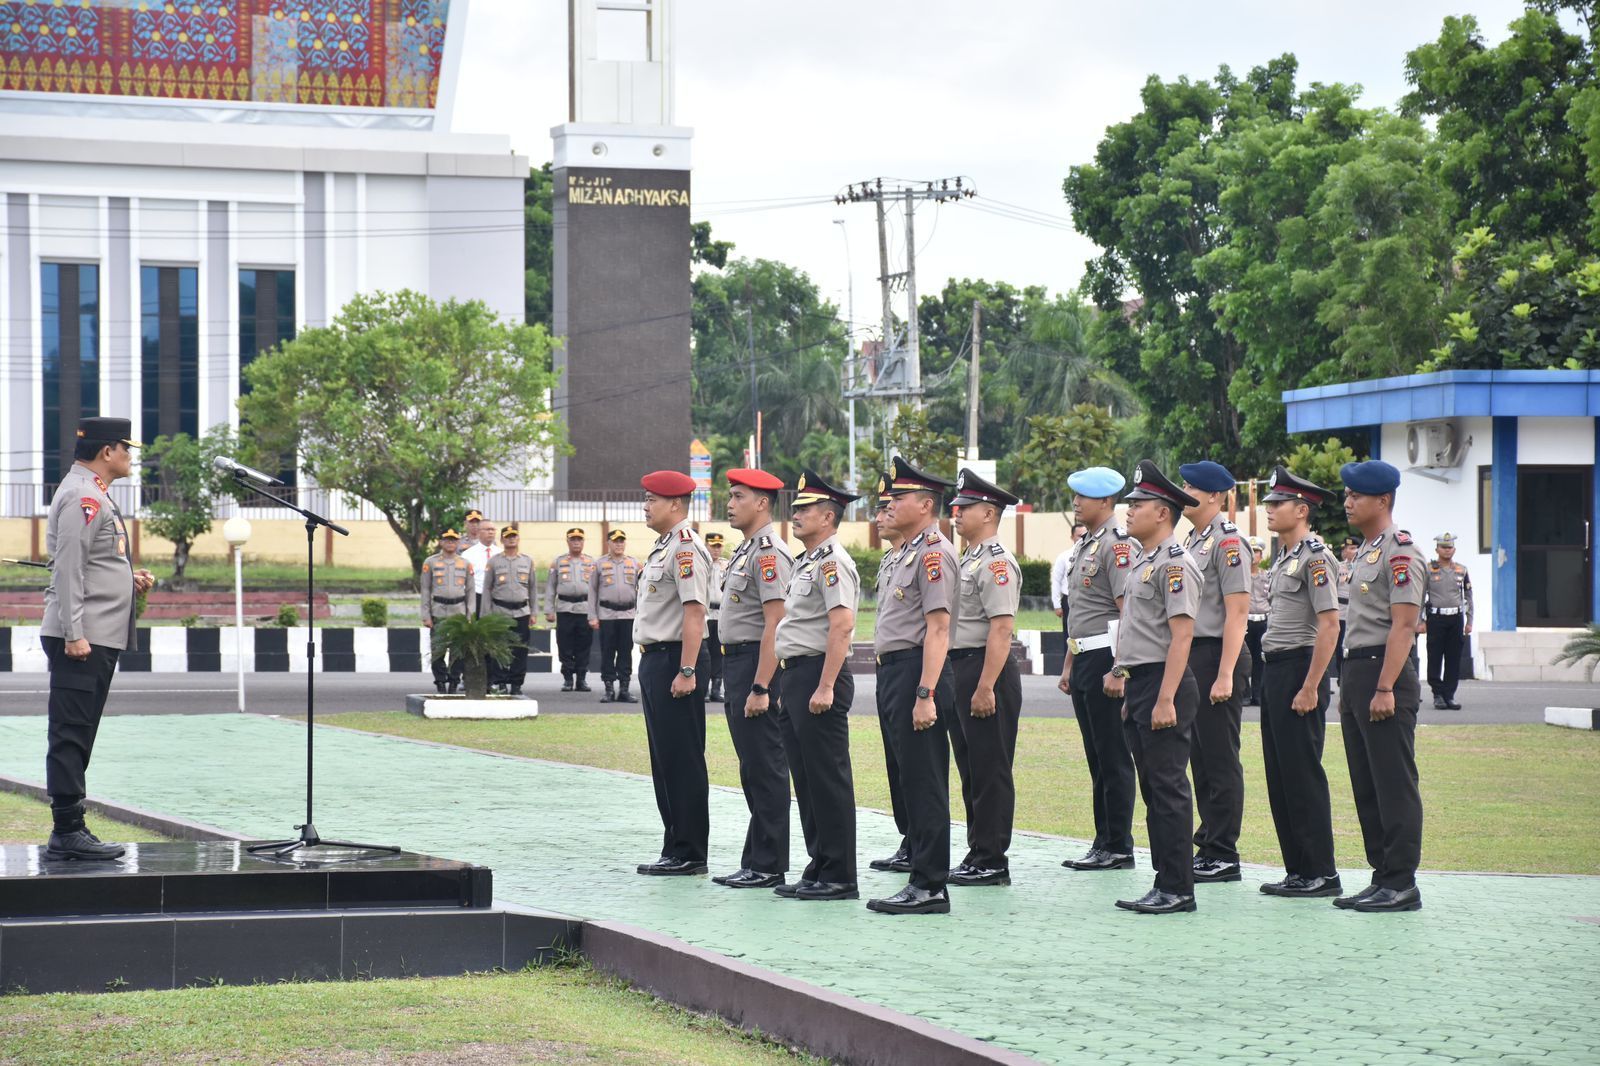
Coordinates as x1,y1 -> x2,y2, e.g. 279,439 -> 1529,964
833,218 -> 857,498
222,516 -> 252,713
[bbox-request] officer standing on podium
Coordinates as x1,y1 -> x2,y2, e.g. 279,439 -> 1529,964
545,528 -> 595,692
40,416 -> 154,860
633,471 -> 713,877
1335,460 -> 1427,912
867,457 -> 959,915
1105,461 -> 1203,914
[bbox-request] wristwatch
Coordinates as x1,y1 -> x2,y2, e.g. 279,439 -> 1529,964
1111,665 -> 1131,679
679,665 -> 697,679
916,685 -> 933,699
751,683 -> 769,696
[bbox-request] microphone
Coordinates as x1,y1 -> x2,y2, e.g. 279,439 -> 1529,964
213,455 -> 285,486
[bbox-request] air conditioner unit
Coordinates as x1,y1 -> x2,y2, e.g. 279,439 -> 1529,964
1406,420 -> 1464,468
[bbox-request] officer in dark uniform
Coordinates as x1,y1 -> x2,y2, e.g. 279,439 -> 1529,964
1422,533 -> 1472,710
1256,467 -> 1343,899
1106,461 -> 1203,914
1335,460 -> 1427,912
633,470 -> 713,876
705,532 -> 729,703
39,416 -> 154,860
946,469 -> 1023,887
545,528 -> 595,691
711,468 -> 795,890
867,457 -> 958,916
866,471 -> 913,874
1054,466 -> 1139,871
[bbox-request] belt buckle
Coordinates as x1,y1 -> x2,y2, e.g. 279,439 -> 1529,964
1067,638 -> 1080,655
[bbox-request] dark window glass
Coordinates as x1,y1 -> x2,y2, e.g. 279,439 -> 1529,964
238,268 -> 297,486
41,262 -> 100,491
140,265 -> 200,444
1477,466 -> 1491,554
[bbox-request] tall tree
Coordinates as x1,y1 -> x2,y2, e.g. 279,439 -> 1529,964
524,163 -> 554,329
140,426 -> 243,582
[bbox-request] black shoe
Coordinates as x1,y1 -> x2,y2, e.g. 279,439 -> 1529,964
718,869 -> 785,889
1116,888 -> 1196,914
561,675 -> 574,692
796,880 -> 859,900
510,685 -> 523,696
947,864 -> 1010,886
617,682 -> 637,703
869,847 -> 912,873
1069,849 -> 1134,871
1433,695 -> 1448,709
774,879 -> 816,898
44,828 -> 125,861
601,683 -> 615,703
575,678 -> 591,692
711,867 -> 749,885
1260,874 -> 1308,896
1333,884 -> 1383,909
1244,697 -> 1260,707
867,885 -> 950,914
1351,885 -> 1422,912
1275,874 -> 1343,898
1444,699 -> 1462,710
636,856 -> 707,876
434,681 -> 446,695
1192,858 -> 1242,883
707,680 -> 723,703
446,680 -> 459,695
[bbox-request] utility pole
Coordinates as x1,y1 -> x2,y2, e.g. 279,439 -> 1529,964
833,218 -> 857,496
746,308 -> 760,469
904,188 -> 921,398
967,299 -> 981,458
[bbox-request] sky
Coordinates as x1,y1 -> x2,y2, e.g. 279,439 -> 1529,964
449,0 -> 1530,333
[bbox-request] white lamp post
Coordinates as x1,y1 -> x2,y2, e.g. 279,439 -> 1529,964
222,516 -> 252,713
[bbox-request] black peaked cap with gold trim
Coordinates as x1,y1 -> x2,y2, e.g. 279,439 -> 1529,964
792,469 -> 860,507
885,455 -> 953,497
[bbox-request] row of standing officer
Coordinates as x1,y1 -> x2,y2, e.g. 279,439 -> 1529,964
420,523 -> 535,695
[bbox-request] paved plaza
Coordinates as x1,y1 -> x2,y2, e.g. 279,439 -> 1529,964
1,714 -> 1596,1064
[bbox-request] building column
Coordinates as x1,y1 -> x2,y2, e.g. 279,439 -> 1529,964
1491,415 -> 1517,631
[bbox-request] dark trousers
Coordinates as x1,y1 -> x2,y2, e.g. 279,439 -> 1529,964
1339,653 -> 1423,889
778,654 -> 856,883
723,649 -> 791,874
876,651 -> 953,892
1244,619 -> 1266,702
1187,637 -> 1247,864
488,616 -> 531,688
1260,649 -> 1336,879
706,620 -> 724,680
555,611 -> 590,680
638,643 -> 710,863
428,621 -> 465,687
1122,662 -> 1199,895
1333,617 -> 1347,679
598,618 -> 634,683
948,650 -> 1021,870
1068,646 -> 1135,855
42,636 -> 120,804
1425,611 -> 1464,701
876,679 -> 909,854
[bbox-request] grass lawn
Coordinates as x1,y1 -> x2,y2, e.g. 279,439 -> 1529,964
325,713 -> 1600,876
0,966 -> 815,1065
0,560 -> 413,592
0,790 -> 173,847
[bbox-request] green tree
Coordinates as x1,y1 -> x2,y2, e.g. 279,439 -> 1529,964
239,291 -> 562,585
1012,405 -> 1124,512
1283,436 -> 1363,546
524,163 -> 554,328
879,404 -> 963,482
139,425 -> 242,583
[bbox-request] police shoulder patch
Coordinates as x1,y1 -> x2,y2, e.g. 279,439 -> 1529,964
1111,542 -> 1132,568
759,554 -> 778,582
1166,565 -> 1185,594
924,552 -> 943,581
989,560 -> 1010,584
1394,530 -> 1413,545
79,497 -> 100,524
1391,558 -> 1411,586
1310,560 -> 1330,587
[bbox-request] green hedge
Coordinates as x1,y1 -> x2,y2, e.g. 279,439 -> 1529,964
845,544 -> 1053,598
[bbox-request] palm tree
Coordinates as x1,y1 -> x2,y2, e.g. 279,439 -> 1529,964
434,614 -> 518,699
1551,624 -> 1600,682
1004,297 -> 1141,424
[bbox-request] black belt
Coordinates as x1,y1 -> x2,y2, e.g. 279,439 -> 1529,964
947,647 -> 985,660
491,597 -> 529,609
434,596 -> 465,605
600,602 -> 636,611
722,641 -> 759,657
640,641 -> 682,655
559,593 -> 587,603
875,648 -> 922,666
1191,636 -> 1223,645
1126,662 -> 1165,677
779,652 -> 822,669
1345,644 -> 1385,661
1264,646 -> 1313,662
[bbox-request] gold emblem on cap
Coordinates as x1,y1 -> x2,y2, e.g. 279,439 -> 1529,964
797,473 -> 807,491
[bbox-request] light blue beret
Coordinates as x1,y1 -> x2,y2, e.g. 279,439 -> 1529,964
1067,466 -> 1126,499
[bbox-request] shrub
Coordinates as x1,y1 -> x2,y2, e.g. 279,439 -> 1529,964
361,598 -> 389,628
179,614 -> 203,628
275,603 -> 300,627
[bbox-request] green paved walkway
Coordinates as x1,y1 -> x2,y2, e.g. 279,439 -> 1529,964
2,715 -> 1596,1064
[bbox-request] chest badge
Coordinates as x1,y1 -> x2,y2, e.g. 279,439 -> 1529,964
894,587 -> 905,600
1087,541 -> 1100,558
1287,560 -> 1300,576
1140,564 -> 1154,583
1365,550 -> 1381,563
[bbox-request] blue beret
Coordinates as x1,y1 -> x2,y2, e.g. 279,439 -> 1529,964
1178,460 -> 1235,494
1067,466 -> 1126,499
1340,460 -> 1401,495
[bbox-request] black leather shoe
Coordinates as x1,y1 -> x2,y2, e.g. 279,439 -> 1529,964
796,880 -> 859,900
722,869 -> 784,889
869,847 -> 912,873
1333,884 -> 1382,909
1433,695 -> 1448,709
618,683 -> 637,703
575,678 -> 591,692
947,864 -> 1010,886
1445,699 -> 1462,710
637,857 -> 707,876
711,867 -> 750,886
1193,858 -> 1242,883
1260,874 -> 1307,896
601,684 -> 615,703
434,681 -> 446,694
1117,888 -> 1196,914
1069,850 -> 1134,871
1063,848 -> 1101,869
446,680 -> 459,694
867,885 -> 950,914
510,685 -> 523,696
1351,885 -> 1422,912
44,829 -> 125,861
1275,874 -> 1343,898
561,676 -> 574,692
774,879 -> 816,898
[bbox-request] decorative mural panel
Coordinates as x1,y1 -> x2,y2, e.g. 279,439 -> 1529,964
0,0 -> 447,107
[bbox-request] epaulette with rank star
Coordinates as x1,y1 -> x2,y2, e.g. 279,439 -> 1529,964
814,544 -> 834,560
910,531 -> 927,547
757,534 -> 773,548
1394,530 -> 1413,545
1306,537 -> 1325,553
1168,544 -> 1185,557
1114,526 -> 1128,539
988,542 -> 1006,556
678,528 -> 694,542
1221,520 -> 1238,534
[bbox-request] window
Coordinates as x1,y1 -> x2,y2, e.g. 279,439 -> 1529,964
1477,465 -> 1492,554
239,269 -> 298,486
41,263 -> 100,488
140,265 -> 199,443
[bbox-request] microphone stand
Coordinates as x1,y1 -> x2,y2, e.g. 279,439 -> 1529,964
229,472 -> 399,860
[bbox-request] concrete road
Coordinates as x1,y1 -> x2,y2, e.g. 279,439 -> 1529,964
0,671 -> 1589,723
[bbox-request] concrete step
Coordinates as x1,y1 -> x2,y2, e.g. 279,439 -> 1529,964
1488,663 -> 1596,683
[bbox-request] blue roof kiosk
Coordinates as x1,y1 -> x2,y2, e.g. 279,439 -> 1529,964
1281,371 -> 1599,682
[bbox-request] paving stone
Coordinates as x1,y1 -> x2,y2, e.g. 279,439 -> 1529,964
1,714 -> 1597,1066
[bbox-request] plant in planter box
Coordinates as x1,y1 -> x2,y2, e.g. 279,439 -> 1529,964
433,613 -> 517,699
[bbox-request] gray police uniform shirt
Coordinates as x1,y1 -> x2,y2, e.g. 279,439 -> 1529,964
482,553 -> 535,619
635,519 -> 711,645
873,524 -> 958,655
1249,568 -> 1271,617
588,554 -> 641,621
875,540 -> 907,604
1424,559 -> 1473,627
41,464 -> 136,650
775,535 -> 858,659
421,553 -> 474,621
1065,517 -> 1137,638
718,524 -> 793,645
1262,537 -> 1340,653
1185,515 -> 1250,639
952,537 -> 1020,649
708,555 -> 730,621
1345,526 -> 1428,650
545,553 -> 594,616
1337,559 -> 1355,621
1114,536 -> 1203,667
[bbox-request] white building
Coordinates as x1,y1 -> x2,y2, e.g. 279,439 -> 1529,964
0,0 -> 525,506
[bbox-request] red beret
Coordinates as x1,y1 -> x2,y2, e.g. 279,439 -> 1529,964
641,470 -> 697,497
726,468 -> 784,491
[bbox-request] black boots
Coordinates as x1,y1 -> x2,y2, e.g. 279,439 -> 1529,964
45,803 -> 124,861
707,678 -> 723,703
601,682 -> 616,703
617,679 -> 637,703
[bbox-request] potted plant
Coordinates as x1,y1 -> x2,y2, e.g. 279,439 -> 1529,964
433,614 -> 517,700
1552,623 -> 1600,682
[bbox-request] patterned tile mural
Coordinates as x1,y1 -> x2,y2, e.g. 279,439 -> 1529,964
1,0 -> 448,107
